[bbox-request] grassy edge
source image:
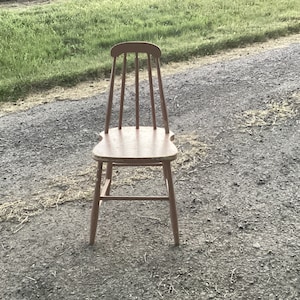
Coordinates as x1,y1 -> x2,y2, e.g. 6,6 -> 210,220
162,25 -> 300,62
1,24 -> 300,103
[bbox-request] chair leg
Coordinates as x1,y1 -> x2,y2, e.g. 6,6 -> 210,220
163,161 -> 179,246
89,161 -> 103,245
105,162 -> 113,196
162,161 -> 167,181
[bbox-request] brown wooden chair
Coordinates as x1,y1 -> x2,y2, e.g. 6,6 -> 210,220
89,41 -> 179,246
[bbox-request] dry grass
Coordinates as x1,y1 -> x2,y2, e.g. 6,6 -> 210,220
0,132 -> 208,225
0,168 -> 94,227
238,93 -> 299,128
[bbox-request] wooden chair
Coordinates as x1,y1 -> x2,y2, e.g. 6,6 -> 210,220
90,41 -> 179,246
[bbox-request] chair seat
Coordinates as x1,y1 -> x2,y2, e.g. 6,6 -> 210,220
92,126 -> 177,162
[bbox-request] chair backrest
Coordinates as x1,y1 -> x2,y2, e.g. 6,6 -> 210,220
104,42 -> 170,134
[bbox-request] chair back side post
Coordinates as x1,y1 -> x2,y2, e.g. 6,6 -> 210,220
147,53 -> 157,129
156,57 -> 170,134
135,52 -> 140,129
118,54 -> 127,129
105,56 -> 117,134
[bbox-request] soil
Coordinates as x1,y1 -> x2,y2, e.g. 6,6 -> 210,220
1,32 -> 300,299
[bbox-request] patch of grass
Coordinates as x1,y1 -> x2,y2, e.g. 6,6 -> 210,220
1,0 -> 300,102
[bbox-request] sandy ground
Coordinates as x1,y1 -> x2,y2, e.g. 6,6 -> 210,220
0,34 -> 300,299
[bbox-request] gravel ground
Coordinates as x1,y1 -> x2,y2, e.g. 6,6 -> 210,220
0,36 -> 300,299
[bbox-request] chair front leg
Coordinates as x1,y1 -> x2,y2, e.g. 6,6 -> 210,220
89,161 -> 103,245
163,161 -> 179,246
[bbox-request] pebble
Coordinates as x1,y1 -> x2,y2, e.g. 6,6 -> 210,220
253,242 -> 261,249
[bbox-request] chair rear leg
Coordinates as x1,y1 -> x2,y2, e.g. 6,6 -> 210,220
163,161 -> 179,246
105,162 -> 113,196
89,161 -> 103,245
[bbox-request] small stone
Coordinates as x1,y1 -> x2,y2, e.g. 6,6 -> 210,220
253,242 -> 261,249
208,293 -> 217,299
257,179 -> 266,185
238,224 -> 244,229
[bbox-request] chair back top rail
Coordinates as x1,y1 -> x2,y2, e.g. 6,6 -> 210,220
111,41 -> 161,58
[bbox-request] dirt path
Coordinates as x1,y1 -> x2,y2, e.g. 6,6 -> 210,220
0,36 -> 300,299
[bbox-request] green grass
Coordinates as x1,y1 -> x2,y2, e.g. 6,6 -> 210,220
0,0 -> 299,102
